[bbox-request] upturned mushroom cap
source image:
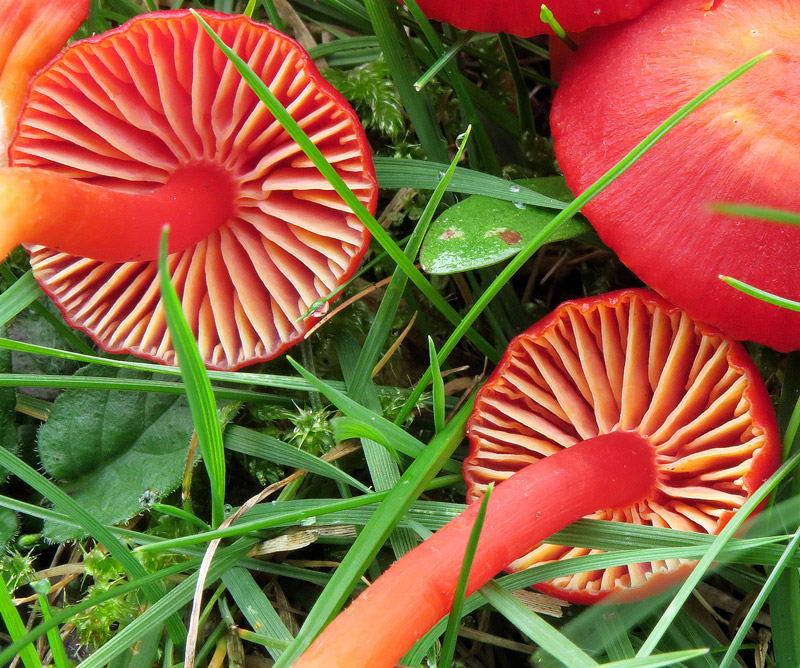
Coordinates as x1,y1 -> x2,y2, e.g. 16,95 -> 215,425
465,289 -> 780,603
9,10 -> 377,370
408,0 -> 659,37
0,0 -> 89,160
551,0 -> 800,351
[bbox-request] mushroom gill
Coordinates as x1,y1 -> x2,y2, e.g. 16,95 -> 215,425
9,10 -> 377,370
465,288 -> 780,603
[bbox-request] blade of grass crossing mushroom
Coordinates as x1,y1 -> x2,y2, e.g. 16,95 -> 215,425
428,336 -> 446,433
440,485 -> 492,668
480,581 -> 598,668
393,49 -> 773,426
190,11 -> 499,364
636,450 -> 800,658
710,202 -> 800,226
719,523 -> 800,668
719,275 -> 800,312
0,572 -> 39,668
158,227 -> 226,528
0,446 -> 187,644
271,397 -> 475,667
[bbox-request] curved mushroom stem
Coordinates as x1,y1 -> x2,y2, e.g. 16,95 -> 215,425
294,431 -> 657,668
0,0 -> 89,161
0,164 -> 237,262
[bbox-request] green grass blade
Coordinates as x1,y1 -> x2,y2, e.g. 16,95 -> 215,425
222,568 -> 293,660
603,650 -> 710,668
439,484 -> 492,668
428,337 -> 445,433
191,11 -> 498,362
272,397 -> 475,667
394,49 -> 773,425
349,126 -> 475,393
224,424 -> 370,492
362,0 -> 449,163
480,580 -> 598,667
719,523 -> 800,668
0,270 -> 41,327
719,275 -> 800,312
373,157 -> 566,208
0,572 -> 40,668
711,202 -> 800,225
0,447 -> 186,645
76,540 -> 256,668
286,355 -> 461,473
637,449 -> 800,657
158,228 -> 225,527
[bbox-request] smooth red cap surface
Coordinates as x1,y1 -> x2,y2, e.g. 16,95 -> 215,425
551,0 -> 800,351
10,10 -> 377,371
465,289 -> 780,603
409,0 -> 659,36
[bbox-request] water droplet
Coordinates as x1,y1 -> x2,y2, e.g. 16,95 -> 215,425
301,516 -> 317,526
508,184 -> 520,193
437,171 -> 447,179
512,201 -> 525,209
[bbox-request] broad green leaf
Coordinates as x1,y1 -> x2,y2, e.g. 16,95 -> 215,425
420,177 -> 594,274
37,365 -> 194,538
0,508 -> 16,546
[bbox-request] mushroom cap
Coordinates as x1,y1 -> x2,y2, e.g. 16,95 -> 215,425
9,9 -> 377,371
551,0 -> 800,351
0,0 -> 89,160
408,0 -> 660,37
465,289 -> 780,603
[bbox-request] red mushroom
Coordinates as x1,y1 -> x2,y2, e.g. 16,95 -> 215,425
4,9 -> 377,370
406,0 -> 659,37
550,0 -> 800,351
0,0 -> 89,160
293,289 -> 780,667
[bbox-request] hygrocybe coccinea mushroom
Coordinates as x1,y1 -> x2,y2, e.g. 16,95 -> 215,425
4,10 -> 377,370
407,0 -> 659,36
293,289 -> 779,668
551,0 -> 800,351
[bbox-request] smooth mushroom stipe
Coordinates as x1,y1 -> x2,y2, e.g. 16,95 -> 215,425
551,0 -> 800,351
7,10 -> 377,370
293,289 -> 779,668
0,0 -> 89,160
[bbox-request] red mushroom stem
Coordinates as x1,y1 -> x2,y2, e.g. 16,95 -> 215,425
0,163 -> 236,262
293,431 -> 656,668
